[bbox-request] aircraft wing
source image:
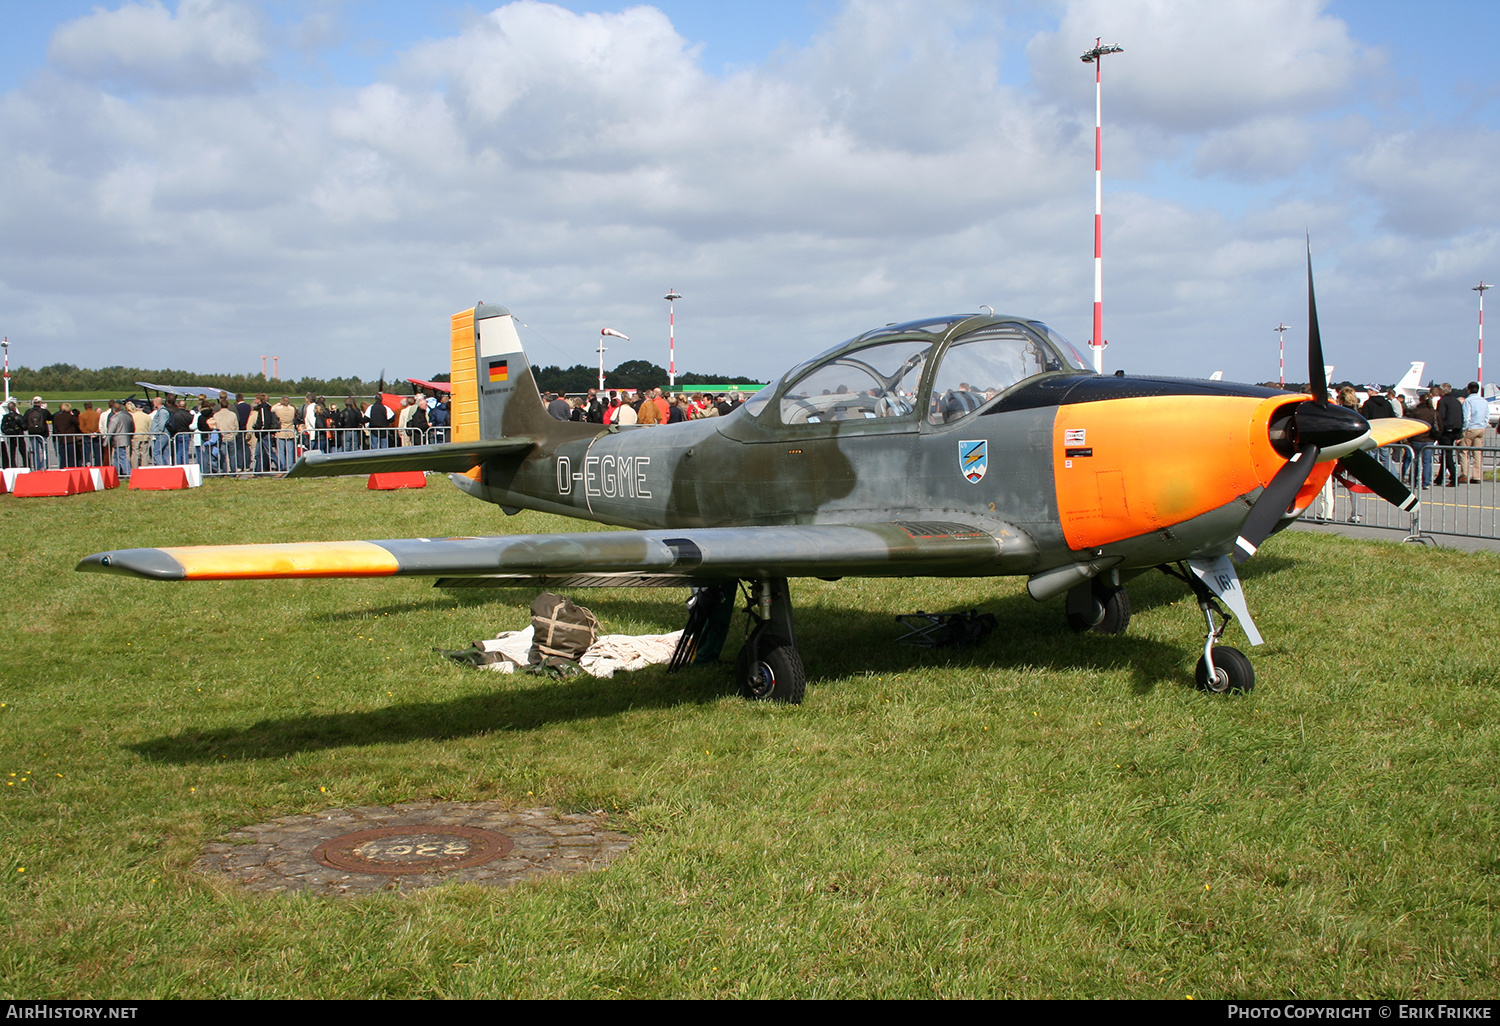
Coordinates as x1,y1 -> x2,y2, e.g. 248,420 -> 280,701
76,522 -> 1003,583
286,438 -> 538,478
1363,418 -> 1430,448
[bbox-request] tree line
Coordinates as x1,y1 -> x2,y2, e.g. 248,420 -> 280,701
9,362 -> 419,398
531,360 -> 752,393
11,359 -> 751,398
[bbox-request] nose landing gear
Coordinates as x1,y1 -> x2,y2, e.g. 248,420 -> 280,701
1162,555 -> 1264,695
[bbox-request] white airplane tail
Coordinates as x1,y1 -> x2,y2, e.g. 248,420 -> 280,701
1394,361 -> 1425,399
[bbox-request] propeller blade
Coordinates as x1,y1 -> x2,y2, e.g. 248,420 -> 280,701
1307,234 -> 1328,403
1338,448 -> 1419,512
1233,443 -> 1320,563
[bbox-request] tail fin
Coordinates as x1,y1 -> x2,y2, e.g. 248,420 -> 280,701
456,303 -> 588,441
287,303 -> 584,480
1394,360 -> 1424,397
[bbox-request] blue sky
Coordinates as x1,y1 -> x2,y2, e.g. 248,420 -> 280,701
2,1 -> 1498,387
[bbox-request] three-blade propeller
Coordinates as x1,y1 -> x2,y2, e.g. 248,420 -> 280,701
1232,238 -> 1419,563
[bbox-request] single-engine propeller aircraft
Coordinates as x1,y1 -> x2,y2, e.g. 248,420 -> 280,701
81,245 -> 1426,701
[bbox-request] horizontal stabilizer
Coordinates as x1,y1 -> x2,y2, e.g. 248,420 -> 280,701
77,522 -> 1003,582
286,438 -> 538,478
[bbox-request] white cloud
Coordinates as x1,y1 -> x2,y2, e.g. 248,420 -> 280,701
1027,0 -> 1373,133
1193,116 -> 1318,181
1346,128 -> 1500,238
48,0 -> 267,93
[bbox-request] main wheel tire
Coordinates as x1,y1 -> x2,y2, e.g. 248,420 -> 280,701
1066,584 -> 1131,634
1094,586 -> 1130,634
735,637 -> 806,704
1195,646 -> 1254,694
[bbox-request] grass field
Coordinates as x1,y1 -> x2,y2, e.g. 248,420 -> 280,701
1,476 -> 1497,999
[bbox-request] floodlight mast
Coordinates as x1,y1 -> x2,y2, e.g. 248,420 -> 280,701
665,289 -> 682,390
600,327 -> 630,391
2,338 -> 9,405
1081,39 -> 1123,375
1274,323 -> 1289,387
1474,282 -> 1492,386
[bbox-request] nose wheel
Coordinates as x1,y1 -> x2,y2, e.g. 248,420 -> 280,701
1195,645 -> 1254,694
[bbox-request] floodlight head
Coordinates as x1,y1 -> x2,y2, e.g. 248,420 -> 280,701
664,290 -> 682,302
1081,42 -> 1123,62
1474,282 -> 1493,293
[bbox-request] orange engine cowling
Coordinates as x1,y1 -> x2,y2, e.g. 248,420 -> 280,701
1053,392 -> 1306,551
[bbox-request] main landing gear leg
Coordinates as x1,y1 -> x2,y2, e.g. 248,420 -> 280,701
734,576 -> 806,704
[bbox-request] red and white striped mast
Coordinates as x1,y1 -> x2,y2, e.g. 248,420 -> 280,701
1274,322 -> 1289,387
1473,282 -> 1491,386
1081,39 -> 1123,375
2,338 -> 9,405
664,289 -> 682,390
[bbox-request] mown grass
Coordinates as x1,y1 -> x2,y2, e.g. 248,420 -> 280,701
0,476 -> 1497,998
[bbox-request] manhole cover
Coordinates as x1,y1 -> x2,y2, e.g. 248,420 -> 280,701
314,825 -> 515,874
199,802 -> 633,896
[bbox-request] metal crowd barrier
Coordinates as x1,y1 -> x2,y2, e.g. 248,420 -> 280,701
1314,442 -> 1499,542
1414,443 -> 1499,540
1,425 -> 449,479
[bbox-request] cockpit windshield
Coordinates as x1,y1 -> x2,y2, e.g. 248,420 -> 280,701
1032,322 -> 1091,372
927,322 -> 1076,425
744,316 -> 1088,424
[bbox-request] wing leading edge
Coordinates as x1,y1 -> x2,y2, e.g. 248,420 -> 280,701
76,522 -> 1007,582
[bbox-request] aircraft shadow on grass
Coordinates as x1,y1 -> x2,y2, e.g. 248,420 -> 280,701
130,557 -> 1294,766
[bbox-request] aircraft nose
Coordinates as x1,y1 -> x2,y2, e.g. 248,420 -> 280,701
1270,400 -> 1368,458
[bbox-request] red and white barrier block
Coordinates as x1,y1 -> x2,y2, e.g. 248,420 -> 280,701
128,465 -> 203,491
9,466 -> 123,497
368,472 -> 427,490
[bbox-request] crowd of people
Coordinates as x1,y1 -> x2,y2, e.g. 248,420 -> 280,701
544,387 -> 745,425
1319,380 -> 1494,488
0,391 -> 451,477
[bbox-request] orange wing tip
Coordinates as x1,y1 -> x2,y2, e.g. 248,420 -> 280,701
159,541 -> 401,580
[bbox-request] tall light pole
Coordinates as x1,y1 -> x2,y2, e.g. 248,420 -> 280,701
2,339 -> 9,405
1273,323 -> 1289,387
600,327 -> 629,392
1473,282 -> 1491,386
664,289 -> 682,390
1081,39 -> 1123,375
